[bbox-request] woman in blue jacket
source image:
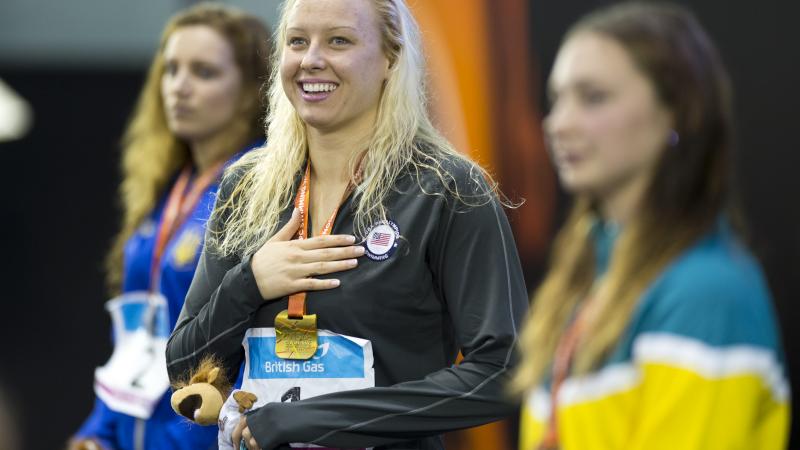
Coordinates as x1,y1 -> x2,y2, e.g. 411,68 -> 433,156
69,4 -> 271,449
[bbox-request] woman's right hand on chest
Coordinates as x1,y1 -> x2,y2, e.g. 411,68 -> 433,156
250,208 -> 365,300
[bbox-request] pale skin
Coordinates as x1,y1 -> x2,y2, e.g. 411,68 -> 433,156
161,25 -> 246,172
249,0 -> 388,301
242,0 -> 390,446
233,418 -> 259,450
545,31 -> 674,226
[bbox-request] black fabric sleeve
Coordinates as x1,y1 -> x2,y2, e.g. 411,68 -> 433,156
246,181 -> 529,449
165,174 -> 266,384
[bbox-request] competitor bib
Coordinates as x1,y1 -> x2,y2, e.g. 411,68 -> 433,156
94,291 -> 171,419
218,327 -> 375,449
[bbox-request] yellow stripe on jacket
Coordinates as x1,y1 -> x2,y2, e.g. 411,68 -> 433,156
521,333 -> 789,450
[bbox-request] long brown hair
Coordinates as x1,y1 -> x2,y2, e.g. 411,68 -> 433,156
105,3 -> 272,294
511,2 -> 735,392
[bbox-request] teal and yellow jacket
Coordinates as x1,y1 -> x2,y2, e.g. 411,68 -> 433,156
520,220 -> 790,450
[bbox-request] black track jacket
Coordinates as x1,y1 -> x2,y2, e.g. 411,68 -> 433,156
166,158 -> 529,450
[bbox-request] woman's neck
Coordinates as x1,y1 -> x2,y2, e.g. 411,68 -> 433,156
189,132 -> 240,173
597,174 -> 651,227
306,127 -> 370,186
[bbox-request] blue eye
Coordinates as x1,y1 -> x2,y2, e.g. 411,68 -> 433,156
331,37 -> 350,46
288,37 -> 307,47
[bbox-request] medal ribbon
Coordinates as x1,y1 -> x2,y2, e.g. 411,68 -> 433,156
149,161 -> 225,292
539,296 -> 597,450
287,161 -> 361,319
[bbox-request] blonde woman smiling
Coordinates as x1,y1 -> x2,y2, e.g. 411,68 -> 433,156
166,0 -> 528,449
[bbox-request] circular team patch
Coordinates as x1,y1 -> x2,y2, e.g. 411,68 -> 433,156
364,220 -> 399,261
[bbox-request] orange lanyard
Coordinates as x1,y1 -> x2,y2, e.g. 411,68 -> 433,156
539,299 -> 594,450
286,162 -> 359,319
149,161 -> 225,292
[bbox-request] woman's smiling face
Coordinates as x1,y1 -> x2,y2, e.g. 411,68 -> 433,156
280,0 -> 390,134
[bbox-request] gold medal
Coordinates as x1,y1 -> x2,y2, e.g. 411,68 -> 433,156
273,160 -> 360,360
274,309 -> 318,360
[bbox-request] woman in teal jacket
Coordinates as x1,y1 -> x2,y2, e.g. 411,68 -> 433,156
511,3 -> 788,449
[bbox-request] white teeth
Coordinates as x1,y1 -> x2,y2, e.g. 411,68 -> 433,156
302,82 -> 337,93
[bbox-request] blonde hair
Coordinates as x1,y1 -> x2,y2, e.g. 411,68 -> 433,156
511,2 -> 734,393
106,3 -> 272,294
211,0 -> 496,257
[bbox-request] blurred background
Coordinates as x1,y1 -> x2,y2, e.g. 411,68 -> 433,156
0,0 -> 797,449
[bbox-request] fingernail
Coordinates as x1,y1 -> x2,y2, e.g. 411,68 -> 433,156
349,259 -> 358,266
354,246 -> 365,255
346,235 -> 356,243
331,279 -> 340,287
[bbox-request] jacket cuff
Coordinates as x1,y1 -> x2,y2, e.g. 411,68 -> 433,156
225,252 -> 265,311
246,402 -> 289,449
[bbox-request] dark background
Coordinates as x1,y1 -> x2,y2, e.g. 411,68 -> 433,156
0,1 -> 798,449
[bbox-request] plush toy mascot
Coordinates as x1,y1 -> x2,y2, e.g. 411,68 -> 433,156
170,357 -> 256,425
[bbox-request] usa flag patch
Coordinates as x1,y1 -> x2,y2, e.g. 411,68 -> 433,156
363,220 -> 399,261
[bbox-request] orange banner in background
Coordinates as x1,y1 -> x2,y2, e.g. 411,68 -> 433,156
410,1 -> 555,449
412,0 -> 495,169
411,0 -> 554,267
